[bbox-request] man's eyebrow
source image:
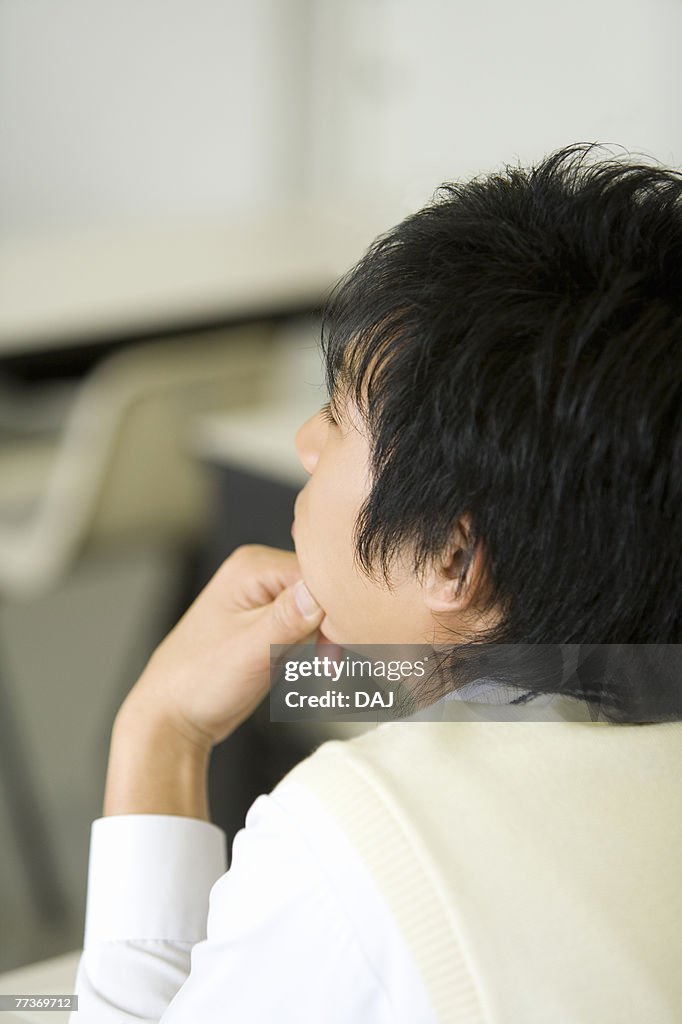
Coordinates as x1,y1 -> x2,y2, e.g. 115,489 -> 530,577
329,391 -> 344,421
332,385 -> 360,431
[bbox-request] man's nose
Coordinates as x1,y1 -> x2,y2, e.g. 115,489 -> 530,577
294,411 -> 324,475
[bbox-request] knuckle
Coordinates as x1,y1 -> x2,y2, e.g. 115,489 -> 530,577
224,544 -> 266,569
273,594 -> 297,631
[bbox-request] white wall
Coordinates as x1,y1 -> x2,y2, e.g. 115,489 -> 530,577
0,0 -> 311,237
307,0 -> 682,212
2,0 -> 680,240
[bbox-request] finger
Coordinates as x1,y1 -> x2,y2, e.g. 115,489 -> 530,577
237,567 -> 302,609
267,579 -> 325,645
221,546 -> 303,607
255,560 -> 305,601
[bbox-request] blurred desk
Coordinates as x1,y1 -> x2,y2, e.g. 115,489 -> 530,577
0,202 -> 396,357
191,403 -> 311,489
0,950 -> 79,1023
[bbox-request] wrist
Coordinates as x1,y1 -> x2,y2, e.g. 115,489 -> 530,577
116,678 -> 214,757
104,692 -> 212,820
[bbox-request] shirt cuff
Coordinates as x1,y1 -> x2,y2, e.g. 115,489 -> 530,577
83,814 -> 228,947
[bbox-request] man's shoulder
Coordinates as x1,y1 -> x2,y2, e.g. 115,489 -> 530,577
274,717 -> 682,808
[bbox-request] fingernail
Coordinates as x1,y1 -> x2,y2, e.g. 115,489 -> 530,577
295,580 -> 321,618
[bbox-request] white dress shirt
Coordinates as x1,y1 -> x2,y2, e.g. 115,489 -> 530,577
72,777 -> 437,1023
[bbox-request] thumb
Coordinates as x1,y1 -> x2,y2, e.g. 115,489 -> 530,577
270,578 -> 325,641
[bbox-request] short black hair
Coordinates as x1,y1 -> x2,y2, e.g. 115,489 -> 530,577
320,143 -> 682,720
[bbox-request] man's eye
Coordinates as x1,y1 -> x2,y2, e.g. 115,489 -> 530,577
320,401 -> 337,426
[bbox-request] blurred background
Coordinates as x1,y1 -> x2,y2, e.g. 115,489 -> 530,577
0,0 -> 680,976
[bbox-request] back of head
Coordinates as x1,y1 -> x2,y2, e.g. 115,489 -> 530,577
321,142 -> 682,720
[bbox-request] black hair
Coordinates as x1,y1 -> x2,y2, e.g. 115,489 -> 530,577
319,143 -> 682,721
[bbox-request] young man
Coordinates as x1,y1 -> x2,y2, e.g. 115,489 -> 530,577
73,143 -> 682,1022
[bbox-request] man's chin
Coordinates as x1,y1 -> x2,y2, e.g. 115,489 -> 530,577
315,618 -> 342,651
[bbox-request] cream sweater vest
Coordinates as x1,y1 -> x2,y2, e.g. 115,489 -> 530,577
280,718 -> 682,1023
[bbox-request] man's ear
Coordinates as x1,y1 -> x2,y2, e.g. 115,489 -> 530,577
422,516 -> 483,614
